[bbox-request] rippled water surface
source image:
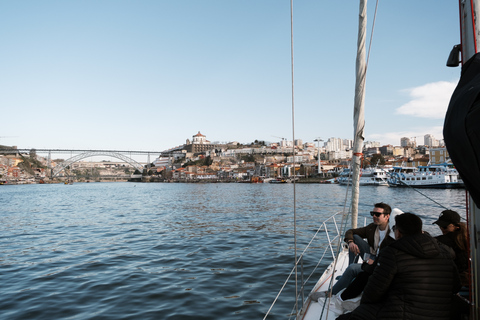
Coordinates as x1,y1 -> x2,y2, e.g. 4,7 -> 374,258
0,182 -> 467,319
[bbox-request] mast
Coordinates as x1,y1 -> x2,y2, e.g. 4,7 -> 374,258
351,0 -> 367,228
459,0 -> 480,60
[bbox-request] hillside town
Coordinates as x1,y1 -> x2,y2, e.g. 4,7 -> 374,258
0,131 -> 450,184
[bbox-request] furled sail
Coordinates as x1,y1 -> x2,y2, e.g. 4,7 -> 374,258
351,0 -> 367,228
444,53 -> 480,207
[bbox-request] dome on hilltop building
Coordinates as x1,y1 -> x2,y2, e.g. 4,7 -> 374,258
194,131 -> 205,137
192,131 -> 207,144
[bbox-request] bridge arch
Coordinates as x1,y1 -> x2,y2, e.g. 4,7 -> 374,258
52,151 -> 145,177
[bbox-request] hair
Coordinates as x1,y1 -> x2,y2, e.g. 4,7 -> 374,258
452,222 -> 469,251
374,202 -> 392,216
395,212 -> 422,235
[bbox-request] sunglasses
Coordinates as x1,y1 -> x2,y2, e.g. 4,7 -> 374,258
370,211 -> 383,217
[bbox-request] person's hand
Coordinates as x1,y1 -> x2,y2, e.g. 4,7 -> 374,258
348,242 -> 360,255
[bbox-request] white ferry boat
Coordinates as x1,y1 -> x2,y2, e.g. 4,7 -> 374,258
387,164 -> 463,189
337,167 -> 389,186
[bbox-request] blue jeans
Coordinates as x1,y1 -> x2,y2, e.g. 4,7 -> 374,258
332,263 -> 362,295
348,234 -> 372,265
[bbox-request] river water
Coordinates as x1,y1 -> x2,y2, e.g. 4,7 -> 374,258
0,182 -> 467,319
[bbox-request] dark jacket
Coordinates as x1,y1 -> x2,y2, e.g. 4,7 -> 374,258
350,232 -> 461,320
344,223 -> 395,252
435,232 -> 469,274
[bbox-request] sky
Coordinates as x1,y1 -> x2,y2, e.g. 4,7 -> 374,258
0,0 -> 462,157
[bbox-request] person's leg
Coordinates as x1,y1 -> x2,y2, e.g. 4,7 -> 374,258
340,271 -> 370,300
332,263 -> 362,295
348,234 -> 371,264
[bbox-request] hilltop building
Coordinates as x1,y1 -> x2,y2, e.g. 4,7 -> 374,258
183,131 -> 224,154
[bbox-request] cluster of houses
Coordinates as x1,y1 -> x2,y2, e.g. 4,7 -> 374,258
0,154 -> 48,184
0,132 -> 450,184
147,132 -> 450,182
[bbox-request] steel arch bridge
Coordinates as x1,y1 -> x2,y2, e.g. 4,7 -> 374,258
52,151 -> 144,177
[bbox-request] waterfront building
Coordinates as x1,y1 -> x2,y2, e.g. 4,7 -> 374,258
364,141 -> 380,148
429,147 -> 450,164
364,147 -> 380,156
392,156 -> 429,167
326,150 -> 352,160
392,146 -> 405,157
403,147 -> 416,158
379,145 -> 394,156
286,155 -> 309,163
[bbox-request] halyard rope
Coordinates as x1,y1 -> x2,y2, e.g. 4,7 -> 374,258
289,0 -> 299,316
263,0 -> 381,318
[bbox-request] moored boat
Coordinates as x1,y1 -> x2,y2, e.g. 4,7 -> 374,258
387,164 -> 463,188
337,167 -> 389,186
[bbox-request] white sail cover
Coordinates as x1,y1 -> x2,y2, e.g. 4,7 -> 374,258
351,0 -> 367,228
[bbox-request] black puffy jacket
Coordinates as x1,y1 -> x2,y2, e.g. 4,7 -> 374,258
350,232 -> 461,320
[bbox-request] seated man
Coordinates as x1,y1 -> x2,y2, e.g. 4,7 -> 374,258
339,209 -> 403,301
311,203 -> 395,300
345,202 -> 395,265
333,203 -> 395,293
346,213 -> 461,320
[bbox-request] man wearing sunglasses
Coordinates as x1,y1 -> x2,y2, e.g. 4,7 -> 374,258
310,203 -> 395,301
344,202 -> 394,265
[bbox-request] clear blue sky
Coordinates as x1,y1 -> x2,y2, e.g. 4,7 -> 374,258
0,1 -> 461,153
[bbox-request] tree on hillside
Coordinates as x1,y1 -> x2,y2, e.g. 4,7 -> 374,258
253,140 -> 266,146
370,153 -> 385,166
241,154 -> 255,163
204,155 -> 213,166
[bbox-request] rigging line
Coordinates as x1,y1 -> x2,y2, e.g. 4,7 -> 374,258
397,180 -> 450,211
288,211 -> 350,318
365,0 -> 380,71
274,212 -> 341,319
320,175 -> 353,319
289,220 -> 340,316
289,0 -> 299,316
315,167 -> 354,319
